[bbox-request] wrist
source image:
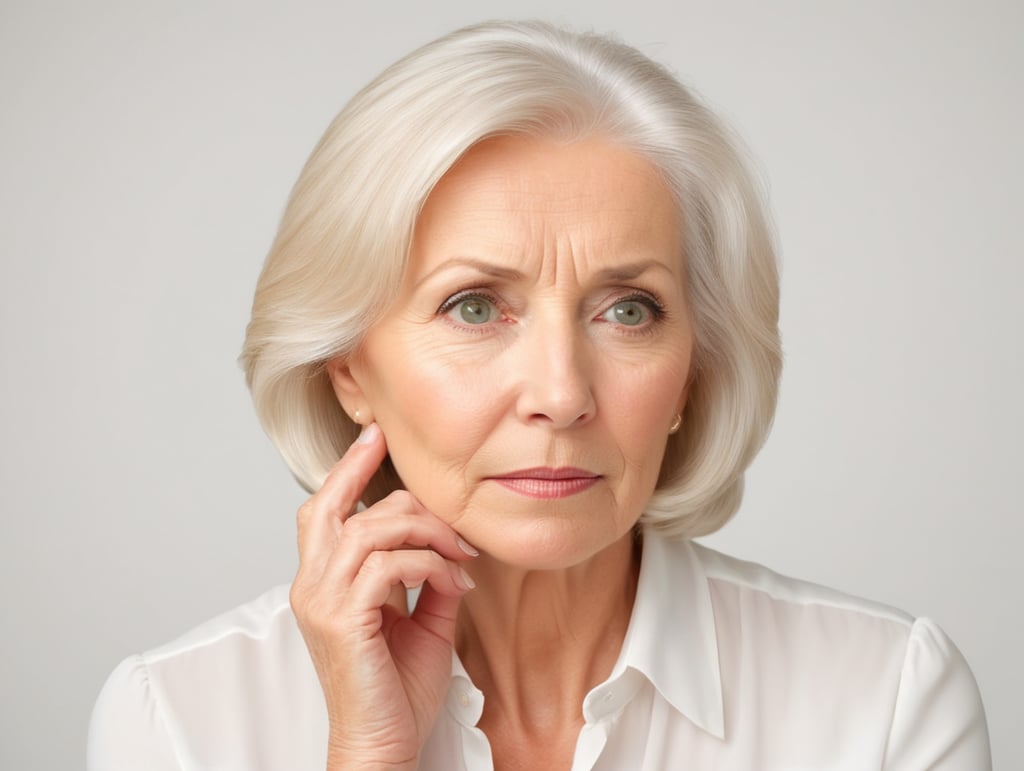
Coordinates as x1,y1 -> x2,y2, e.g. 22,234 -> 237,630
326,743 -> 417,771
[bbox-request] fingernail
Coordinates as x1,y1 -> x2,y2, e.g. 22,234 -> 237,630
356,422 -> 380,445
456,536 -> 479,557
459,567 -> 476,590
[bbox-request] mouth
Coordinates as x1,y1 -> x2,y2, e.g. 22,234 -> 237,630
487,467 -> 601,499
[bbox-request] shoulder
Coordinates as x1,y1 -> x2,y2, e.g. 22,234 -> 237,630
685,540 -> 991,768
688,539 -> 941,683
130,583 -> 316,705
142,583 -> 301,667
88,585 -> 327,771
690,541 -> 913,703
691,539 -> 913,627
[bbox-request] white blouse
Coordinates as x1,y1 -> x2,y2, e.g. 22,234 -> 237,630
87,533 -> 991,770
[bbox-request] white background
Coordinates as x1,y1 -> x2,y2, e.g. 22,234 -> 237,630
1,1 -> 1020,768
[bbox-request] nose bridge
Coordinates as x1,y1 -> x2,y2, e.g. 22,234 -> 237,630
516,307 -> 595,428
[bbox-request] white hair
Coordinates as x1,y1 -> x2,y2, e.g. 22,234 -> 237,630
240,20 -> 782,539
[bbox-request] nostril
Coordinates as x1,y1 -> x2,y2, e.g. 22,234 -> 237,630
522,384 -> 596,429
515,328 -> 596,428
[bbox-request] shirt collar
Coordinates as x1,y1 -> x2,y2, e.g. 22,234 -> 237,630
609,528 -> 725,738
444,530 -> 724,739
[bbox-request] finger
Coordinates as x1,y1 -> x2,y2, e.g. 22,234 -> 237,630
347,550 -> 473,614
320,501 -> 478,590
296,422 -> 388,577
408,582 -> 464,646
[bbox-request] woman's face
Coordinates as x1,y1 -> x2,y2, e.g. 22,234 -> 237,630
330,135 -> 693,569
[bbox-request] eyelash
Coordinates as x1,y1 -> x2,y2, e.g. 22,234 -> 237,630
605,292 -> 668,330
435,288 -> 668,333
436,288 -> 507,333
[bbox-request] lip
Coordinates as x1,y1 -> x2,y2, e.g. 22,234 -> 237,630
488,467 -> 601,499
491,467 -> 599,480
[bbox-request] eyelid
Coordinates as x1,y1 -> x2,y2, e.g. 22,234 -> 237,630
593,290 -> 669,336
602,290 -> 667,317
435,286 -> 667,330
435,288 -> 511,334
436,287 -> 503,316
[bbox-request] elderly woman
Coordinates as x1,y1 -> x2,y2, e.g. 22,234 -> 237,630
88,20 -> 989,771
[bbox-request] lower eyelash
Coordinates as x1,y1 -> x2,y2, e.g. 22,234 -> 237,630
435,288 -> 668,335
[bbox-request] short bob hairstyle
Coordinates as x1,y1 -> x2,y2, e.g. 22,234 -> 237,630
241,20 -> 781,540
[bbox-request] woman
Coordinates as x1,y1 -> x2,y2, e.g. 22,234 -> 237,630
88,20 -> 990,770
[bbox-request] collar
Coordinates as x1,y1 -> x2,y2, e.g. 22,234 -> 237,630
445,529 -> 724,739
607,529 -> 725,738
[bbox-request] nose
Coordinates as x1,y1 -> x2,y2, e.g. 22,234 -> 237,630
514,321 -> 596,429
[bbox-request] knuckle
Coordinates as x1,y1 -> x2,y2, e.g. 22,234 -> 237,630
296,499 -> 319,528
414,550 -> 445,579
340,514 -> 367,537
383,489 -> 416,509
361,550 -> 390,575
339,516 -> 372,549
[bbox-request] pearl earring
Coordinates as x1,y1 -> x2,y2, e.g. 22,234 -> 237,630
353,409 -> 362,424
668,413 -> 682,434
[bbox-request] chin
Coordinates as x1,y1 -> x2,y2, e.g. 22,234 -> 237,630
458,509 -> 633,572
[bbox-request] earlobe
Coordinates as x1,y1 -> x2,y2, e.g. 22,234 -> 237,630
668,383 -> 690,434
325,357 -> 371,424
675,383 -> 691,418
668,413 -> 683,435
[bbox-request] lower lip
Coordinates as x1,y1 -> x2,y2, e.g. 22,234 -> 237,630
491,476 -> 600,499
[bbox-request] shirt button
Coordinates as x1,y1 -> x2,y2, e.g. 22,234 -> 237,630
603,691 -> 615,702
458,690 -> 471,708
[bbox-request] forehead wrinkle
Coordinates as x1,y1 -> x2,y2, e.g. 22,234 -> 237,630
508,196 -> 659,289
413,135 -> 682,292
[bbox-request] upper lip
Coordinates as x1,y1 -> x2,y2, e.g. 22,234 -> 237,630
489,467 -> 600,480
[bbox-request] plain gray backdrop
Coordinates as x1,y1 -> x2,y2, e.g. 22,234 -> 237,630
2,1 -> 1020,768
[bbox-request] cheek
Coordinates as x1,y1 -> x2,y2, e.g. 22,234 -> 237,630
598,353 -> 690,483
603,349 -> 689,426
360,341 -> 503,490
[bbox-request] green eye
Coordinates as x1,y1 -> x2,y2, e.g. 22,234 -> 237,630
447,296 -> 498,325
604,299 -> 649,327
459,298 -> 492,324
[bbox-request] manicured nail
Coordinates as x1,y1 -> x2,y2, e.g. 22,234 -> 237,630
456,536 -> 479,557
356,422 -> 380,445
459,567 -> 476,590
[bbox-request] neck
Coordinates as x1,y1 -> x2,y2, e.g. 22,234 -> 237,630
454,530 -> 641,735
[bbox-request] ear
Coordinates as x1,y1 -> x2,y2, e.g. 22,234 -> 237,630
676,359 -> 699,415
325,356 -> 372,424
674,381 -> 691,417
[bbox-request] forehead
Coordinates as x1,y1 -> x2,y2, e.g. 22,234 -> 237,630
409,135 -> 682,274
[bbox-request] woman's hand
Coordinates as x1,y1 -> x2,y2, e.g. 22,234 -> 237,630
289,423 -> 477,771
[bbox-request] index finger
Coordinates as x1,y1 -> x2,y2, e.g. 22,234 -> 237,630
296,422 -> 388,568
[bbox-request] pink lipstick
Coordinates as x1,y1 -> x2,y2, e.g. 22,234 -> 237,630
488,467 -> 600,499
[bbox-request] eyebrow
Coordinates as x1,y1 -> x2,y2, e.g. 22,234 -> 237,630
592,260 -> 675,282
414,257 -> 525,288
413,256 -> 673,287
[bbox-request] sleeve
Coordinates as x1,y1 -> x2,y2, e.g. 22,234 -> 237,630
87,655 -> 183,771
882,617 -> 991,770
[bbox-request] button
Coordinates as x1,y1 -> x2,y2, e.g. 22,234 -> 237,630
603,691 -> 615,702
458,690 -> 471,708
